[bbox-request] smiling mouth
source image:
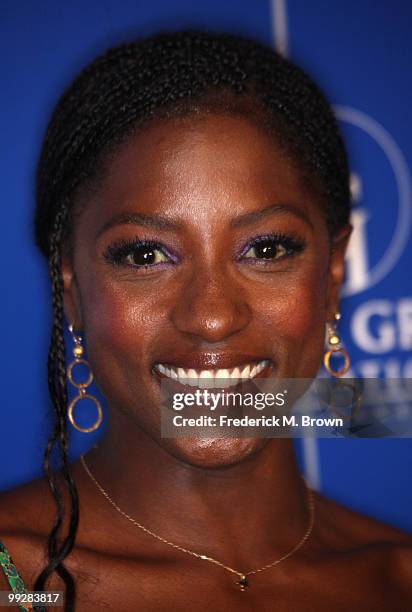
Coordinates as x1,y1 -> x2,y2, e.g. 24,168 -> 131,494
152,359 -> 272,389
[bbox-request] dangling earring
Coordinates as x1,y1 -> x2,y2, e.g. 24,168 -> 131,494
323,312 -> 350,377
67,325 -> 103,433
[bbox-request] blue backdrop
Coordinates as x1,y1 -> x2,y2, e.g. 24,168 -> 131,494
1,1 -> 411,532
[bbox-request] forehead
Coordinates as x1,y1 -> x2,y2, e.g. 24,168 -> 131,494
79,113 -> 323,227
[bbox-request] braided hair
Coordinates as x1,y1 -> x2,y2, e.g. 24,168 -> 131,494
33,30 -> 351,610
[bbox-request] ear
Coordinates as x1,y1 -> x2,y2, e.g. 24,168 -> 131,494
325,224 -> 352,321
61,249 -> 83,330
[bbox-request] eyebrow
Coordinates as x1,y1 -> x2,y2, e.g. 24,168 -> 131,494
96,202 -> 313,239
96,212 -> 183,239
230,203 -> 313,229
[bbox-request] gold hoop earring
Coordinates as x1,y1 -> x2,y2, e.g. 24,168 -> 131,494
323,312 -> 351,377
67,325 -> 103,433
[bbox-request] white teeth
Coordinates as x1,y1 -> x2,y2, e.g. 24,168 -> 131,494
154,360 -> 270,388
251,362 -> 265,377
186,369 -> 199,387
230,367 -> 241,385
198,370 -> 214,389
218,368 -> 229,378
216,369 -> 232,389
177,367 -> 186,379
253,362 -> 266,377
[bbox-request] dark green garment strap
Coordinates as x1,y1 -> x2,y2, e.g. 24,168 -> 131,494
0,539 -> 34,611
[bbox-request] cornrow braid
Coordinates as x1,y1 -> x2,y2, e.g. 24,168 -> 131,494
33,30 -> 351,610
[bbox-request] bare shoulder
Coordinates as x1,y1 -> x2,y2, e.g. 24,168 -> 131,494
0,475 -> 54,535
0,476 -> 55,588
313,490 -> 412,596
314,490 -> 412,546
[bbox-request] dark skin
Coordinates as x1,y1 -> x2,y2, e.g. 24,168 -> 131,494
1,113 -> 412,611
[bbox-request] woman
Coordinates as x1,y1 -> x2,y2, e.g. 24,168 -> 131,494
0,30 -> 411,611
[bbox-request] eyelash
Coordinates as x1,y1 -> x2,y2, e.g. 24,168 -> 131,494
103,233 -> 306,270
103,238 -> 176,269
238,232 -> 306,265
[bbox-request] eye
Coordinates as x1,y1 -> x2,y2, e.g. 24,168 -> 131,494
241,233 -> 305,263
103,239 -> 173,269
124,244 -> 168,266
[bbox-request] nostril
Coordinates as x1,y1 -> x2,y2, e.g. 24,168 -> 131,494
170,294 -> 252,343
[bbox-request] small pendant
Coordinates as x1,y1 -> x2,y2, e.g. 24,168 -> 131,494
238,575 -> 249,591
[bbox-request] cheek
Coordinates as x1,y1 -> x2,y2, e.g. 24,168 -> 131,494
253,265 -> 329,374
278,281 -> 326,335
254,265 -> 328,330
79,278 -> 166,379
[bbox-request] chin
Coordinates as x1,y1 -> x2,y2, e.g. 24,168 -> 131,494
161,435 -> 268,469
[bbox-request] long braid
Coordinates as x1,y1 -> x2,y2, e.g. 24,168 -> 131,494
33,30 -> 351,610
33,206 -> 79,611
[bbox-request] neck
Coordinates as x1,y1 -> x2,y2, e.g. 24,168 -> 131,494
77,409 -> 313,570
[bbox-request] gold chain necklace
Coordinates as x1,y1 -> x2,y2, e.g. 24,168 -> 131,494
80,454 -> 315,591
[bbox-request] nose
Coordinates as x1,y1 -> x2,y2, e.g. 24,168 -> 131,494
170,266 -> 252,343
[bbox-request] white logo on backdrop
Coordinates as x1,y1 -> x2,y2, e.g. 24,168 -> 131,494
333,106 -> 412,297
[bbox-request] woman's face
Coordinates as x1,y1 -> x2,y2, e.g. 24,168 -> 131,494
63,113 -> 349,466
